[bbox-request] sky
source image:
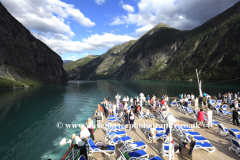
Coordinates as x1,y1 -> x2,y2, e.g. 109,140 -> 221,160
0,0 -> 239,61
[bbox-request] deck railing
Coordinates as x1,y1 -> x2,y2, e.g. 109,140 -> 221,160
61,112 -> 98,160
61,146 -> 80,160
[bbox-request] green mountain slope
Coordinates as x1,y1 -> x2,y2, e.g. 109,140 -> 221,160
77,40 -> 136,80
64,55 -> 98,72
64,55 -> 98,80
78,1 -> 240,81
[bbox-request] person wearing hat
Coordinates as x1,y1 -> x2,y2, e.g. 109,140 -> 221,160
232,107 -> 239,126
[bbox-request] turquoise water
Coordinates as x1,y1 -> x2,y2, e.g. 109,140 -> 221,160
0,80 -> 239,160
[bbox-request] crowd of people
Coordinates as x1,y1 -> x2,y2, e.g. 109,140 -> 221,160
95,94 -> 171,129
178,92 -> 240,110
178,92 -> 240,128
68,91 -> 240,159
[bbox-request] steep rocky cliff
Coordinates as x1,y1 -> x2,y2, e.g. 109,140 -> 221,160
78,1 -> 240,81
0,3 -> 68,88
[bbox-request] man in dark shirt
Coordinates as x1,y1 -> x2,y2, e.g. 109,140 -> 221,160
232,107 -> 239,126
217,93 -> 222,100
124,110 -> 129,129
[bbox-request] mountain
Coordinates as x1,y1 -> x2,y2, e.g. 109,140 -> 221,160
64,55 -> 99,80
77,40 -> 136,80
78,1 -> 240,80
63,60 -> 73,65
0,3 -> 68,89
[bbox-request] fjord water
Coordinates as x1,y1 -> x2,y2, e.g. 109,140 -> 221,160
0,80 -> 239,160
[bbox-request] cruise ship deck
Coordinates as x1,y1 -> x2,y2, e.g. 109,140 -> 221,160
88,104 -> 239,160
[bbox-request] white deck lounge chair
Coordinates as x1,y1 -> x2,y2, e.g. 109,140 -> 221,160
219,109 -> 231,116
107,135 -> 133,146
195,142 -> 215,152
104,130 -> 127,140
117,148 -> 149,160
141,156 -> 163,160
105,122 -> 126,132
227,129 -> 240,140
121,141 -> 148,153
215,123 -> 239,136
87,138 -> 115,156
149,127 -> 169,142
161,143 -> 174,159
229,139 -> 240,157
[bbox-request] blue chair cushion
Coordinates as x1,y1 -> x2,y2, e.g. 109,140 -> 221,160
132,141 -> 145,147
105,145 -> 115,150
185,132 -> 201,135
109,131 -> 126,135
164,145 -> 169,150
188,136 -> 207,141
149,156 -> 163,160
128,150 -> 147,158
88,139 -> 98,149
196,142 -> 213,147
113,136 -> 131,143
156,133 -> 166,137
79,155 -> 86,160
108,118 -> 117,121
232,139 -> 240,147
181,126 -> 191,130
230,129 -> 240,133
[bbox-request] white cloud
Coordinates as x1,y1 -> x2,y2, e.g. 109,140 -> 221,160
1,0 -> 95,38
110,0 -> 239,37
85,54 -> 90,56
126,25 -> 128,28
32,32 -> 136,55
95,0 -> 106,5
120,0 -> 135,13
122,4 -> 135,13
135,24 -> 154,37
66,56 -> 78,61
110,16 -> 125,25
87,29 -> 92,32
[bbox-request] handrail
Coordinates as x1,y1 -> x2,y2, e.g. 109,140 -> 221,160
61,145 -> 74,160
61,107 -> 99,160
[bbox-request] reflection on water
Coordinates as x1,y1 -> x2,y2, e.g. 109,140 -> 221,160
0,80 -> 239,160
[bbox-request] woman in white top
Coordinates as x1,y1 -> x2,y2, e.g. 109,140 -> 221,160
86,118 -> 93,128
150,125 -> 156,142
112,103 -> 116,115
165,95 -> 169,105
124,101 -> 128,111
195,97 -> 199,110
130,97 -> 133,106
234,100 -> 238,108
191,94 -> 195,100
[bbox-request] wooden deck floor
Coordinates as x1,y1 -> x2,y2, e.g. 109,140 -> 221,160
88,104 -> 239,160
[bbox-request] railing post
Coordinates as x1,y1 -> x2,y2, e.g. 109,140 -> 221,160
72,148 -> 74,160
